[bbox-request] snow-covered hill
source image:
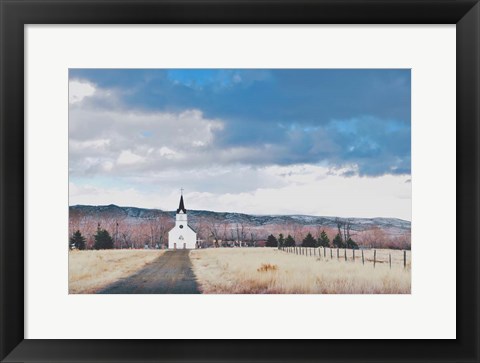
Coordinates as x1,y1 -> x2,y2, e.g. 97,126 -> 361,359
70,204 -> 411,235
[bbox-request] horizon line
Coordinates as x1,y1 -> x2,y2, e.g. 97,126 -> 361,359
69,203 -> 412,223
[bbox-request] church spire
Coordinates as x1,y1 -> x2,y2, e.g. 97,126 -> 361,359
176,194 -> 187,214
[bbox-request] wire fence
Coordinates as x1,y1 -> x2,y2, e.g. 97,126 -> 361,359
279,246 -> 411,269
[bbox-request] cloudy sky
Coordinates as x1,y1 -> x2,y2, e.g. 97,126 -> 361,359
69,69 -> 411,220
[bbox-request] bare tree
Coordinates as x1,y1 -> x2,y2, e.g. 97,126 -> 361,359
249,230 -> 258,247
335,217 -> 356,242
208,220 -> 221,247
237,223 -> 247,247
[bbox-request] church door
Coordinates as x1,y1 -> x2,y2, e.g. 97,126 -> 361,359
174,243 -> 176,250
183,243 -> 186,249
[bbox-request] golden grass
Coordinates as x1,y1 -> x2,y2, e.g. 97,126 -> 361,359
190,248 -> 411,294
69,249 -> 164,294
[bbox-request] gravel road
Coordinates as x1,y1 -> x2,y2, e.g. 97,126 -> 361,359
98,250 -> 200,294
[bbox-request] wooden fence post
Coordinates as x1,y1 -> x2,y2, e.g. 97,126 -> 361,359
374,250 -> 376,268
353,249 -> 355,261
362,249 -> 364,265
337,248 -> 339,260
404,250 -> 406,269
389,253 -> 392,269
330,248 -> 333,259
344,249 -> 347,261
324,247 -> 326,258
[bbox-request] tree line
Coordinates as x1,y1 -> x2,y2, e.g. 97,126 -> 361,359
265,230 -> 358,249
69,227 -> 114,250
69,211 -> 410,250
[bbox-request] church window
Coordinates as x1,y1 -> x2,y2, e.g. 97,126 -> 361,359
179,235 -> 184,240
179,225 -> 184,229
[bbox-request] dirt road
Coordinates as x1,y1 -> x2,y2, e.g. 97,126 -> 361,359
98,250 -> 200,294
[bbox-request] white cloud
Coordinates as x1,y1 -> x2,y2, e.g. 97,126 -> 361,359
68,79 -> 411,219
69,182 -> 160,208
70,138 -> 110,152
69,106 -> 224,177
69,165 -> 412,220
183,167 -> 411,220
158,146 -> 181,160
69,80 -> 96,104
117,150 -> 145,165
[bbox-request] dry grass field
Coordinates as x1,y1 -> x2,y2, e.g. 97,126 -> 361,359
190,248 -> 411,294
69,249 -> 164,293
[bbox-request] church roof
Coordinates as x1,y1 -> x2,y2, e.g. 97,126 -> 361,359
176,195 -> 187,214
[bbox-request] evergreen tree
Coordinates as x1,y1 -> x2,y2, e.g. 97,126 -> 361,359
302,232 -> 316,247
318,230 -> 330,247
265,234 -> 278,247
346,238 -> 358,249
332,233 -> 345,248
284,234 -> 296,247
278,233 -> 285,248
94,229 -> 114,250
69,230 -> 86,250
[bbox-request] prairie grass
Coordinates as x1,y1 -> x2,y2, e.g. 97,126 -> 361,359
69,249 -> 164,293
190,248 -> 411,294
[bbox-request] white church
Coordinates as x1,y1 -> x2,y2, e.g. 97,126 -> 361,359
168,193 -> 197,249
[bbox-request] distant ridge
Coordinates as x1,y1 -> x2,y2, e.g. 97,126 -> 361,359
69,204 -> 411,236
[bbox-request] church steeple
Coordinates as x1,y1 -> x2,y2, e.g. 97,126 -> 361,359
176,194 -> 187,214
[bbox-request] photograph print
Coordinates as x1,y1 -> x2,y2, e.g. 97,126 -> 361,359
68,69 -> 411,294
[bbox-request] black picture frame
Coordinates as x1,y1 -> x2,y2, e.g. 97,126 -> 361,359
1,1 -> 479,362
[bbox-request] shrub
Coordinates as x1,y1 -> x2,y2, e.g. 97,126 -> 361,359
94,229 -> 114,250
332,233 -> 345,248
302,232 -> 316,247
257,263 -> 278,272
318,230 -> 330,247
346,238 -> 359,249
284,234 -> 296,247
69,230 -> 86,250
265,234 -> 278,247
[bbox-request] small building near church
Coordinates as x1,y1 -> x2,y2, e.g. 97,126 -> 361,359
168,194 -> 197,249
